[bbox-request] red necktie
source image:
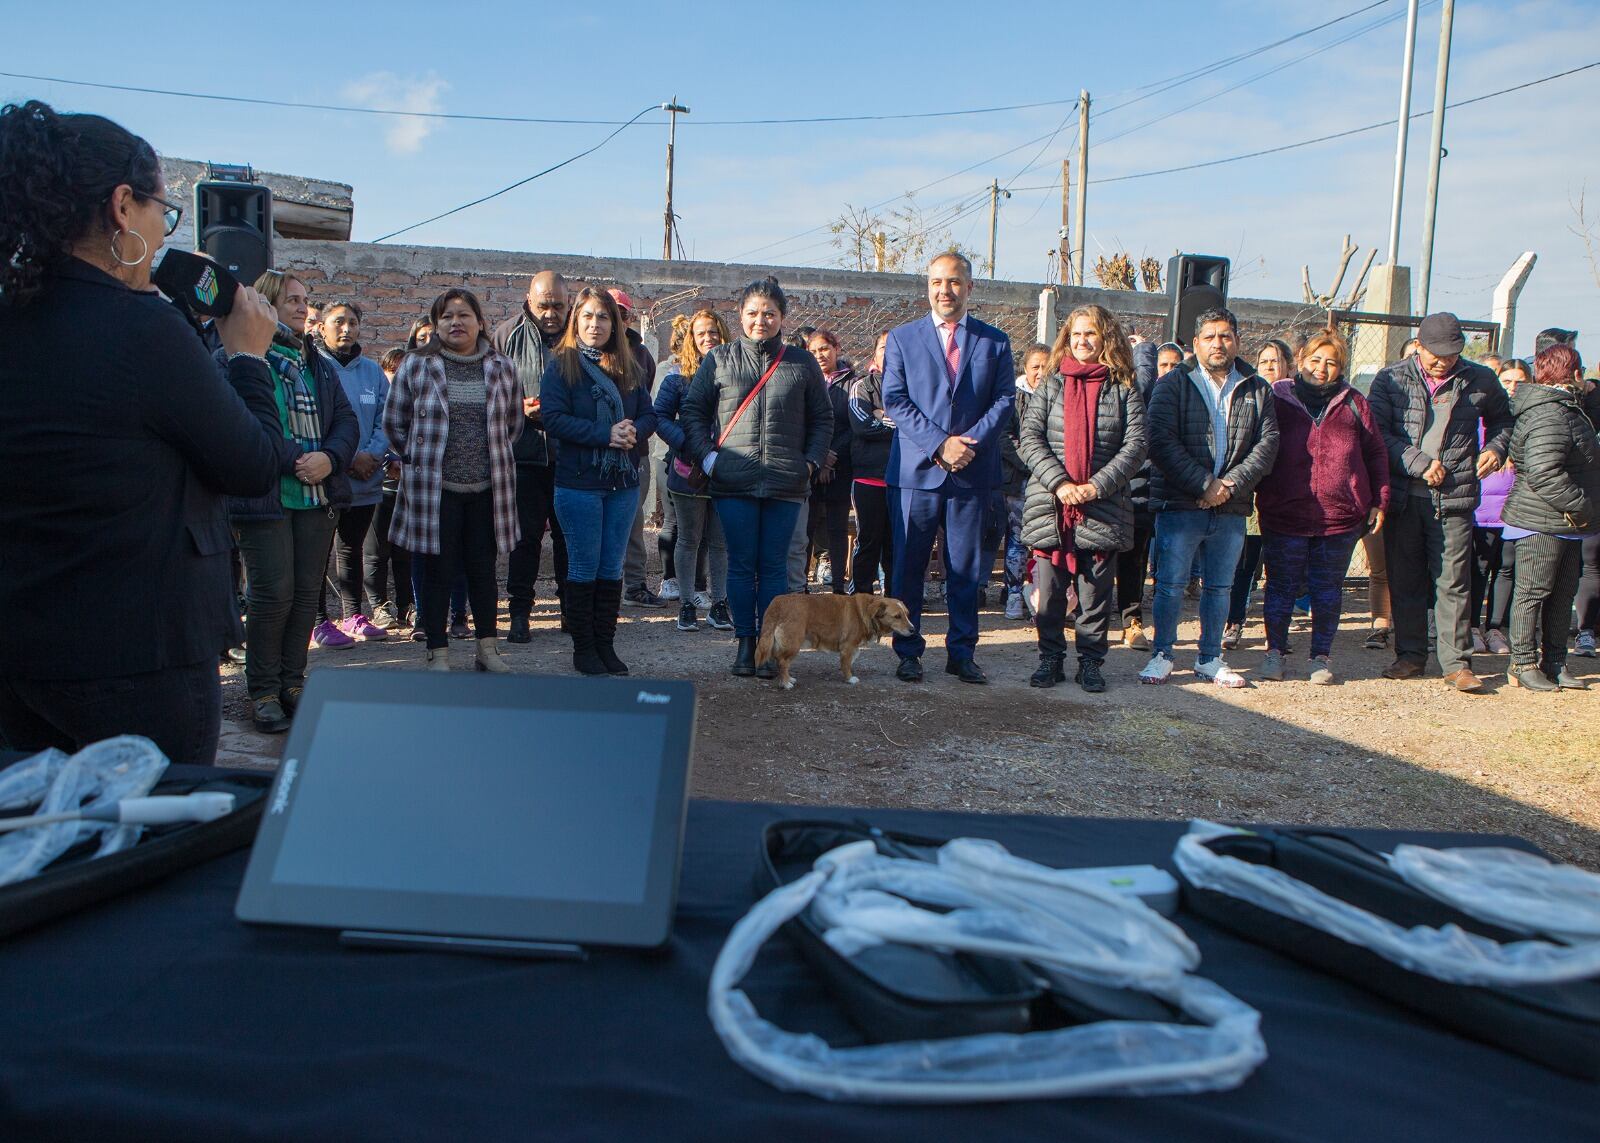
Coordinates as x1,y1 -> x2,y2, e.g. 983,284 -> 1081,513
944,321 -> 961,386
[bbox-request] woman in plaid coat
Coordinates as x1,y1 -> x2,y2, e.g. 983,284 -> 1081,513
385,288 -> 523,672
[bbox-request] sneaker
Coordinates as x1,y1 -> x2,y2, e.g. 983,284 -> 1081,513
1470,627 -> 1487,655
1139,652 -> 1175,685
1576,630 -> 1598,658
1307,656 -> 1335,685
1257,649 -> 1285,681
1005,590 -> 1025,620
676,601 -> 699,632
339,614 -> 389,641
624,586 -> 666,608
1184,577 -> 1202,600
1195,656 -> 1247,688
1363,627 -> 1391,650
1221,623 -> 1243,650
411,627 -> 428,643
659,577 -> 681,602
1074,658 -> 1107,693
448,616 -> 472,640
815,557 -> 832,586
370,602 -> 398,630
311,619 -> 354,649
251,696 -> 291,735
707,600 -> 734,631
1122,618 -> 1150,651
692,591 -> 713,610
1485,629 -> 1511,655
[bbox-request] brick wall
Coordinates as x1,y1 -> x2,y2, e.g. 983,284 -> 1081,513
276,239 -> 1324,368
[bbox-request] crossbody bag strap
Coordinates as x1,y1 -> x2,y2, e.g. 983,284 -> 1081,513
717,348 -> 785,449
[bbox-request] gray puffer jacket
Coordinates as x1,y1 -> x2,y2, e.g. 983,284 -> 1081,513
680,335 -> 833,502
1368,354 -> 1512,515
1501,383 -> 1600,535
1147,359 -> 1279,515
1018,375 -> 1147,553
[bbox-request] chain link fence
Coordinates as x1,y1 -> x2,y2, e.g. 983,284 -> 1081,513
1331,308 -> 1501,392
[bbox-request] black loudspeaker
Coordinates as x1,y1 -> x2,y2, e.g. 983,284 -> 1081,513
1167,254 -> 1230,346
195,180 -> 273,287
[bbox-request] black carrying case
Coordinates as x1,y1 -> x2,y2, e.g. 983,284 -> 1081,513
759,819 -> 1183,1043
0,761 -> 271,939
1177,827 -> 1600,1081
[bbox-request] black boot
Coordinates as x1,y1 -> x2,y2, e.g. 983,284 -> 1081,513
1030,652 -> 1066,689
592,579 -> 629,676
563,582 -> 606,676
732,636 -> 757,677
1074,657 -> 1107,693
508,608 -> 531,644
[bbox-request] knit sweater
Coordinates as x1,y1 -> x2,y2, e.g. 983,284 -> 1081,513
440,345 -> 491,493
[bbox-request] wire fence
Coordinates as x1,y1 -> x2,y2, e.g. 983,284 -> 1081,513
1331,308 -> 1500,391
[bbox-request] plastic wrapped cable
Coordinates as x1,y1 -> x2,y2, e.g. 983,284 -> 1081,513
708,838 -> 1265,1103
1388,844 -> 1600,945
0,737 -> 168,887
1174,821 -> 1600,987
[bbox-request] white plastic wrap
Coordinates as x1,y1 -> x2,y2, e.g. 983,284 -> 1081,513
1389,844 -> 1600,945
0,737 -> 168,887
708,838 -> 1265,1103
1173,821 -> 1600,987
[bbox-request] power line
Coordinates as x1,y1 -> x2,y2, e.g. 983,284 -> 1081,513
371,105 -> 659,243
1087,60 -> 1600,185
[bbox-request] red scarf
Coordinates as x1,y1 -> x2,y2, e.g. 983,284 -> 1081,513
1040,358 -> 1106,572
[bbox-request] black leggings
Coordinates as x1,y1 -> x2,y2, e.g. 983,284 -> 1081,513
1577,533 -> 1600,633
1227,533 -> 1264,626
364,491 -> 413,617
422,489 -> 499,650
808,495 -> 851,594
1472,526 -> 1516,632
1116,518 -> 1153,620
851,481 -> 893,593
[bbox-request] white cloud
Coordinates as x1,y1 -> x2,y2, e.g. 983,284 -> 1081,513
340,71 -> 449,155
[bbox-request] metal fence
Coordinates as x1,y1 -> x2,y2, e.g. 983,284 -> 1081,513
1331,308 -> 1501,390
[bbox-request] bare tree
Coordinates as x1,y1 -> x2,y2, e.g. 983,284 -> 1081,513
829,204 -> 886,272
1301,234 -> 1363,307
1093,252 -> 1138,291
1573,185 -> 1600,291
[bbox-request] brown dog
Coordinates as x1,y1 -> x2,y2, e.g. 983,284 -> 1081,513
754,593 -> 915,689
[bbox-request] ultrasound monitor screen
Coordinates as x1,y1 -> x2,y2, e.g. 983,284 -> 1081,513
269,702 -> 668,906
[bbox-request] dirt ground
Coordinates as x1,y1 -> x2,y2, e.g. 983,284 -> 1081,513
222,548 -> 1600,872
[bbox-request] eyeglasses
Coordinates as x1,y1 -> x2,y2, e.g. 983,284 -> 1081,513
144,193 -> 184,237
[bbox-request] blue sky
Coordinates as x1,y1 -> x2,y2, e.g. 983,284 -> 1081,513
6,0 -> 1598,351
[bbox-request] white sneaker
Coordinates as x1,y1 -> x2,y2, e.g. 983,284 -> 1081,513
1139,652 -> 1175,685
1195,656 -> 1248,688
659,578 -> 681,602
692,590 -> 713,610
815,558 -> 832,586
1005,589 -> 1025,620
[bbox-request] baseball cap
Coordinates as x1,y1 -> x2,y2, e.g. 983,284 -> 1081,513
1416,313 -> 1465,356
607,288 -> 634,315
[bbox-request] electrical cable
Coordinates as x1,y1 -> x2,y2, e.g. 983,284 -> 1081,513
370,104 -> 659,242
0,793 -> 236,833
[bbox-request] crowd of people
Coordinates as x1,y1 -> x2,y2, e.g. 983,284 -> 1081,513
3,100 -> 1597,766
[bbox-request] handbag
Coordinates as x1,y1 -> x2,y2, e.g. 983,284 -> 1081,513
668,348 -> 786,496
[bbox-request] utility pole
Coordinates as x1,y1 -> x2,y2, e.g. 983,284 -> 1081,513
1072,91 -> 1090,287
1059,159 -> 1072,285
1416,0 -> 1454,315
985,178 -> 1011,279
660,99 -> 689,261
1385,0 -> 1421,265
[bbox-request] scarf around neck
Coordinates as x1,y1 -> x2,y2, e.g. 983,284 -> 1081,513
578,354 -> 636,485
266,328 -> 326,509
1293,373 -> 1342,424
1044,357 -> 1108,571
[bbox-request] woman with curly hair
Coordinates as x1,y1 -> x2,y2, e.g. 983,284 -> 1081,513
1018,304 -> 1148,692
0,100 -> 282,759
655,306 -> 734,631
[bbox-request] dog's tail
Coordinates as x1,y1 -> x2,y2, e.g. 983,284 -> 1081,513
755,625 -> 777,667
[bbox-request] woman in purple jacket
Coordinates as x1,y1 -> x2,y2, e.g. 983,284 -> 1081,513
1254,331 -> 1390,684
1470,359 -> 1528,656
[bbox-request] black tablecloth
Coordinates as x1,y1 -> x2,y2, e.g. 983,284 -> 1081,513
0,800 -> 1592,1142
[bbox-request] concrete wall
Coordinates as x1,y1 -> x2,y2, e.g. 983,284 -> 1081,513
276,239 -> 1325,365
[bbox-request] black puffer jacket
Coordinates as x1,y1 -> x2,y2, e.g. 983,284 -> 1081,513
1018,375 -> 1147,552
1368,355 -> 1512,515
847,370 -> 893,482
1501,383 -> 1600,535
1128,340 -> 1160,518
681,335 -> 833,502
999,381 -> 1040,496
1147,359 -> 1279,515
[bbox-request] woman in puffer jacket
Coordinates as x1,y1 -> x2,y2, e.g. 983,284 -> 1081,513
680,278 -> 833,677
1018,305 -> 1147,693
1502,344 -> 1600,691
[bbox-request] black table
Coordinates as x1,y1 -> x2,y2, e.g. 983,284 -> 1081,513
1,800 -> 1592,1142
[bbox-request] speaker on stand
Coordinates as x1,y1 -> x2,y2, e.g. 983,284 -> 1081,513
1167,254 -> 1231,347
194,163 -> 273,287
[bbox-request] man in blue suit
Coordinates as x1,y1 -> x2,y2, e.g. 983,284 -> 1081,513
883,252 -> 1016,683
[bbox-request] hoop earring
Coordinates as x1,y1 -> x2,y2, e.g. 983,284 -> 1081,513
109,229 -> 148,268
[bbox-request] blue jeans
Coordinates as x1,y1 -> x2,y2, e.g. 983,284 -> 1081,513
714,497 -> 802,637
554,486 -> 639,582
1153,509 -> 1247,660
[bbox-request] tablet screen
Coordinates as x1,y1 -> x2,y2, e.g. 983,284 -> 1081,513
269,702 -> 667,906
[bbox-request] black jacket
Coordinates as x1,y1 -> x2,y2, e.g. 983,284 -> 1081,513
680,336 -> 833,502
227,330 -> 360,521
491,306 -> 558,466
999,381 -> 1038,497
1128,341 -> 1160,518
1368,355 -> 1512,516
1018,375 -> 1148,553
814,367 -> 856,503
847,370 -> 893,482
1501,384 -> 1600,535
0,259 -> 282,678
1147,359 -> 1280,515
